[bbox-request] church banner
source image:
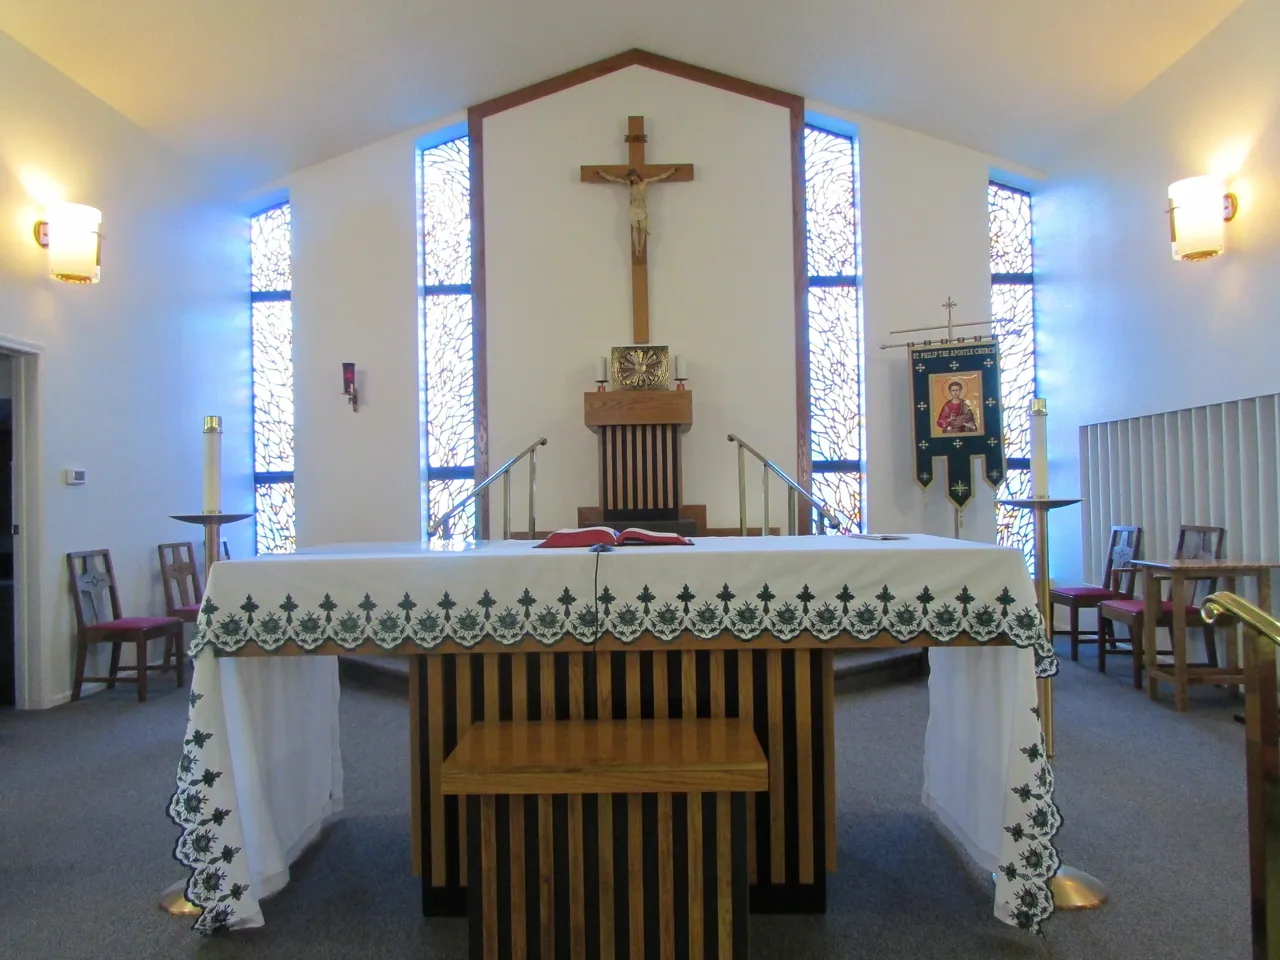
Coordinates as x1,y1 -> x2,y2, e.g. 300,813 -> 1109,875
909,341 -> 1005,508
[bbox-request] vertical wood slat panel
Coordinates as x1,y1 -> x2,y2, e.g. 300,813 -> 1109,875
510,794 -> 527,960
595,653 -> 615,960
795,654 -> 814,884
654,652 -> 669,719
629,792 -> 644,960
822,650 -> 836,871
624,426 -> 635,512
1080,427 -> 1097,583
425,647 -> 830,938
457,656 -> 472,886
625,652 -> 643,960
605,427 -> 615,513
484,654 -> 500,722
510,655 -> 529,958
716,792 -> 733,960
662,425 -> 670,511
410,657 -> 423,878
710,652 -> 725,717
1082,392 -> 1280,602
569,794 -> 586,959
640,424 -> 650,506
538,655 -> 555,959
427,656 -> 446,886
481,795 -> 499,960
688,791 -> 704,959
681,651 -> 695,716
738,651 -> 757,884
767,651 -> 786,884
568,653 -> 586,960
658,792 -> 675,960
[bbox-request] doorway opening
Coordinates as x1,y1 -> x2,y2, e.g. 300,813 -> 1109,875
0,353 -> 14,707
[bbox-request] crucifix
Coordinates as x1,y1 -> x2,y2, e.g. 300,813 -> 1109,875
581,116 -> 694,344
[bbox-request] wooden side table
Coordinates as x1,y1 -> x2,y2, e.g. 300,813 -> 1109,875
1133,560 -> 1279,712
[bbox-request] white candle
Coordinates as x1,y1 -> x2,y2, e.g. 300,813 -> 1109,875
203,416 -> 222,514
674,355 -> 685,380
1029,398 -> 1049,498
597,356 -> 609,383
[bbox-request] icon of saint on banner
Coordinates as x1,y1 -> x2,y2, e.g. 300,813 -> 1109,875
930,373 -> 983,437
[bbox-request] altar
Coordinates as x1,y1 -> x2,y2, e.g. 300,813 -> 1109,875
169,534 -> 1061,940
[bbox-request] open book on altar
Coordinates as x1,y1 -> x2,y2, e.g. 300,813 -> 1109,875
536,526 -> 693,548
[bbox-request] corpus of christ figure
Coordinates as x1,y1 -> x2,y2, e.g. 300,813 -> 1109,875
594,166 -> 676,258
581,116 -> 694,344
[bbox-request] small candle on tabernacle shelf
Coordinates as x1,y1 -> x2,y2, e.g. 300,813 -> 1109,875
597,357 -> 608,383
203,416 -> 222,514
1029,398 -> 1049,498
674,355 -> 685,380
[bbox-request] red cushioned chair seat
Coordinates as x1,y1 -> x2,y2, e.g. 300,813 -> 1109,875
87,616 -> 182,632
1098,599 -> 1200,618
1052,586 -> 1115,600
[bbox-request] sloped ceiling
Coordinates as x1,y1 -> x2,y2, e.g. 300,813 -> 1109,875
0,0 -> 1246,188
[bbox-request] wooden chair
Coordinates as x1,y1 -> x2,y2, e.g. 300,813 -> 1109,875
1050,525 -> 1141,661
158,542 -> 203,623
68,550 -> 185,702
1097,525 -> 1225,689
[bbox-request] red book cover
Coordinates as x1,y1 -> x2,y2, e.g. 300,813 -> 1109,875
536,526 -> 693,548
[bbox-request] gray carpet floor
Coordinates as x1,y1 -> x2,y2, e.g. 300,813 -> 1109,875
0,645 -> 1249,959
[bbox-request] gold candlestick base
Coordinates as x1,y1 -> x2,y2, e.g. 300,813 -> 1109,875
1049,866 -> 1109,910
159,881 -> 201,916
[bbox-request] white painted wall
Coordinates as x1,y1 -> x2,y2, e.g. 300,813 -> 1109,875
275,67 -> 1036,552
288,120 -> 453,546
1036,0 -> 1280,582
813,105 -> 1041,544
483,66 -> 796,533
0,33 -> 247,708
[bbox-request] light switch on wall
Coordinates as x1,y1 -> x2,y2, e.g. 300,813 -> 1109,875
64,468 -> 87,485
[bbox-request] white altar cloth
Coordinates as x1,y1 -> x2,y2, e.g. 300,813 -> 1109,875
169,535 -> 1060,934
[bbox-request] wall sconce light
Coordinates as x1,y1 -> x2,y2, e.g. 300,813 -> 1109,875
342,362 -> 359,412
33,202 -> 102,283
1168,176 -> 1238,261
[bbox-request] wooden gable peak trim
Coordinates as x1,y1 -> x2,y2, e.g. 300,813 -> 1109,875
468,48 -> 803,121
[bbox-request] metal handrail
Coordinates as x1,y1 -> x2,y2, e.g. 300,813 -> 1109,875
1202,592 -> 1280,641
726,434 -> 847,535
427,437 -> 548,539
1202,591 -> 1280,959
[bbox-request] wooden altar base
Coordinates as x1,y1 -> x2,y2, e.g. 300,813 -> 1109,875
413,647 -> 833,918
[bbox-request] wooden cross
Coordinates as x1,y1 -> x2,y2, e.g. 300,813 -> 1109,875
581,116 -> 694,344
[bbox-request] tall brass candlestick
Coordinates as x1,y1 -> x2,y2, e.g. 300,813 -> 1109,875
998,494 -> 1108,910
162,417 -> 254,919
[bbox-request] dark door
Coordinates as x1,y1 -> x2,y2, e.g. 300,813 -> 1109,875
0,401 -> 13,707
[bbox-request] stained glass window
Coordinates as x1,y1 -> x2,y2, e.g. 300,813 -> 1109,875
805,126 -> 863,532
250,203 -> 296,554
990,183 -> 1036,572
420,137 -> 477,541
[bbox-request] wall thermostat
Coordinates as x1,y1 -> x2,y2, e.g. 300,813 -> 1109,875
64,468 -> 87,485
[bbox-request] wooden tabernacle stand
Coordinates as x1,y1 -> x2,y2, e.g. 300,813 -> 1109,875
579,390 -> 710,537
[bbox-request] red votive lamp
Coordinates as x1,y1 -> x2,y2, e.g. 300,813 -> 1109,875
342,362 -> 358,411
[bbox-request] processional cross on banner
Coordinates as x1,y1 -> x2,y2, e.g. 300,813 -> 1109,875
581,116 -> 694,343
